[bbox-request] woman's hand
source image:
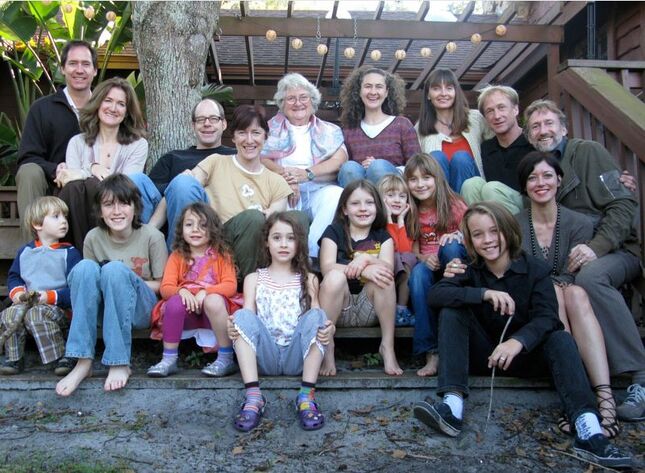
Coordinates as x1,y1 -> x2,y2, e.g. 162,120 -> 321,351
345,253 -> 370,279
443,258 -> 467,278
566,243 -> 597,273
316,320 -> 336,345
361,156 -> 375,170
283,166 -> 307,184
227,315 -> 240,342
423,254 -> 440,271
488,338 -> 523,370
54,168 -> 83,188
360,264 -> 394,288
288,182 -> 301,208
178,288 -> 199,313
91,163 -> 110,181
483,290 -> 515,316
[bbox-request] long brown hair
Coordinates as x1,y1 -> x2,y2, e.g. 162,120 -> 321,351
404,153 -> 463,237
79,77 -> 146,146
172,202 -> 234,267
260,212 -> 312,313
417,68 -> 470,136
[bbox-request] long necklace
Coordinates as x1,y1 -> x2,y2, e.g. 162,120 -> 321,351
436,117 -> 453,130
528,203 -> 560,276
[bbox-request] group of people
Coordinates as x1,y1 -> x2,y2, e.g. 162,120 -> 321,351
1,39 -> 642,468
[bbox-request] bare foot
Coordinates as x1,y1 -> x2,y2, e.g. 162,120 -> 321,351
104,365 -> 131,392
416,352 -> 439,377
319,342 -> 337,376
380,344 -> 403,376
55,359 -> 92,397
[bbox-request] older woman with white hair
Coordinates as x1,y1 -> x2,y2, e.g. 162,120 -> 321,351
261,73 -> 347,258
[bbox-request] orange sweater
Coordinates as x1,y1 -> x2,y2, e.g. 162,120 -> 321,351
386,223 -> 414,253
159,250 -> 237,300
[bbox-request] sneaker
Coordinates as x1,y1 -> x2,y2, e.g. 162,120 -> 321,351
147,359 -> 179,378
54,357 -> 74,376
573,433 -> 632,468
395,306 -> 414,327
201,359 -> 238,377
413,400 -> 462,437
616,383 -> 645,422
0,358 -> 24,375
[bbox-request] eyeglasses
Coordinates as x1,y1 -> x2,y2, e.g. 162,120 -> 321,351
285,95 -> 311,105
194,116 -> 223,125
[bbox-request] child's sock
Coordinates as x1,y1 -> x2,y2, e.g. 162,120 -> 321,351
244,381 -> 264,413
297,381 -> 316,410
216,346 -> 234,366
574,412 -> 603,440
162,347 -> 178,364
443,392 -> 464,420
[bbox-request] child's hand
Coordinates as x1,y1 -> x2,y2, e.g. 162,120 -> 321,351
194,290 -> 207,311
345,254 -> 370,279
424,254 -> 440,271
384,203 -> 394,224
443,258 -> 466,278
178,288 -> 199,313
316,320 -> 336,345
396,204 -> 410,227
361,156 -> 375,169
360,264 -> 394,288
11,292 -> 24,305
227,315 -> 240,342
37,291 -> 48,304
488,338 -> 523,370
483,290 -> 515,316
439,231 -> 463,246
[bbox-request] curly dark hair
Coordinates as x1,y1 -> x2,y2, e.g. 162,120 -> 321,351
171,202 -> 234,267
339,66 -> 407,129
79,77 -> 146,146
417,68 -> 470,137
260,212 -> 312,313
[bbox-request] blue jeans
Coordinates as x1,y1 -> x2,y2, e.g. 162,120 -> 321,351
129,172 -> 162,224
337,159 -> 398,188
65,260 -> 157,366
431,151 -> 479,193
436,307 -> 598,423
410,241 -> 467,355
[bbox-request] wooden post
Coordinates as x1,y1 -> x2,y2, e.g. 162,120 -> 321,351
547,44 -> 561,103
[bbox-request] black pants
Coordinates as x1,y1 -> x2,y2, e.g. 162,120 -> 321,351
58,177 -> 100,252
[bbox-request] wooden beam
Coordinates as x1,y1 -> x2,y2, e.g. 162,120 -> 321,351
389,2 -> 430,73
455,5 -> 516,80
240,1 -> 254,86
547,43 -> 561,101
356,1 -> 385,68
411,1 -> 475,90
210,39 -> 222,84
283,1 -> 293,74
316,1 -> 338,88
560,59 -> 645,70
217,16 -> 564,43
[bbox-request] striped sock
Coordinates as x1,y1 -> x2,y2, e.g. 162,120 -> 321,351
244,381 -> 264,413
297,382 -> 316,410
162,347 -> 178,363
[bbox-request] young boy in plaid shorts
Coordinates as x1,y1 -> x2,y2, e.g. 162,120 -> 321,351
0,196 -> 81,375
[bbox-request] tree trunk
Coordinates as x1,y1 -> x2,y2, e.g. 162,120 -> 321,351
132,1 -> 220,168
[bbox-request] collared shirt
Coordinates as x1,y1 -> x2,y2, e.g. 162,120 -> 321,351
553,137 -> 568,159
480,134 -> 534,191
63,87 -> 83,119
429,252 -> 563,352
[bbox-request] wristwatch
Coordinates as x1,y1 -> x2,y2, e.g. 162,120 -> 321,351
305,168 -> 315,181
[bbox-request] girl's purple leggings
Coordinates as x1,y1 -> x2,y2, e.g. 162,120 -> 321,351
162,294 -> 211,343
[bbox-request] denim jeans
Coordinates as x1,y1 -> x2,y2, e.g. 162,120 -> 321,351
436,307 -> 598,423
65,260 -> 157,366
410,241 -> 467,355
129,172 -> 162,225
430,151 -> 480,193
337,159 -> 398,188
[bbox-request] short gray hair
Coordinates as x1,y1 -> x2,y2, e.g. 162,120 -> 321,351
524,99 -> 567,128
477,85 -> 519,116
274,73 -> 322,113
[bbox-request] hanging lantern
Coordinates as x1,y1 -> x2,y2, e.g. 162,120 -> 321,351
420,47 -> 432,58
105,11 -> 117,22
265,29 -> 277,42
446,42 -> 457,53
291,38 -> 303,49
41,0 -> 52,4
317,44 -> 328,56
83,6 -> 95,20
344,47 -> 355,59
495,24 -> 507,37
471,33 -> 482,45
394,49 -> 406,60
62,3 -> 74,13
370,50 -> 382,61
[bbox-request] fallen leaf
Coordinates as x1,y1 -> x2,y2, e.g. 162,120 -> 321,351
391,449 -> 407,459
232,446 -> 244,455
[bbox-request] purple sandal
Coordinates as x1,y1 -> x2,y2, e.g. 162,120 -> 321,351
296,397 -> 325,431
233,396 -> 266,432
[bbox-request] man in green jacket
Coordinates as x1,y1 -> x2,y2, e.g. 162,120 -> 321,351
525,100 -> 644,422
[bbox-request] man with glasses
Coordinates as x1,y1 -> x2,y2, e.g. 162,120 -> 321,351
130,98 -> 235,247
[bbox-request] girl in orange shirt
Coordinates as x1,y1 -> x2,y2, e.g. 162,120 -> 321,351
147,202 -> 240,378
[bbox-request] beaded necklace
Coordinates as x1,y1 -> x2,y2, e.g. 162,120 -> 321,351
528,204 -> 560,276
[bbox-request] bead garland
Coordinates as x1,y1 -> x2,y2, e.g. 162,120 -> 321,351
528,204 -> 560,276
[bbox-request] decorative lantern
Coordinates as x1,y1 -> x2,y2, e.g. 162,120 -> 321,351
265,29 -> 277,42
83,6 -> 95,20
420,47 -> 432,58
370,50 -> 382,61
394,49 -> 406,60
471,33 -> 482,45
317,44 -> 328,56
446,42 -> 457,53
106,11 -> 117,22
495,25 -> 507,37
41,0 -> 52,4
291,38 -> 303,49
344,47 -> 355,59
62,3 -> 74,13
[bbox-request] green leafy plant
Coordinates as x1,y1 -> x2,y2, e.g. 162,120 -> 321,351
363,352 -> 383,368
185,350 -> 205,368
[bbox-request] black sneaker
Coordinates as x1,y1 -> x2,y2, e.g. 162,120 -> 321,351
0,357 -> 24,375
573,433 -> 633,468
54,357 -> 74,376
413,401 -> 462,437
